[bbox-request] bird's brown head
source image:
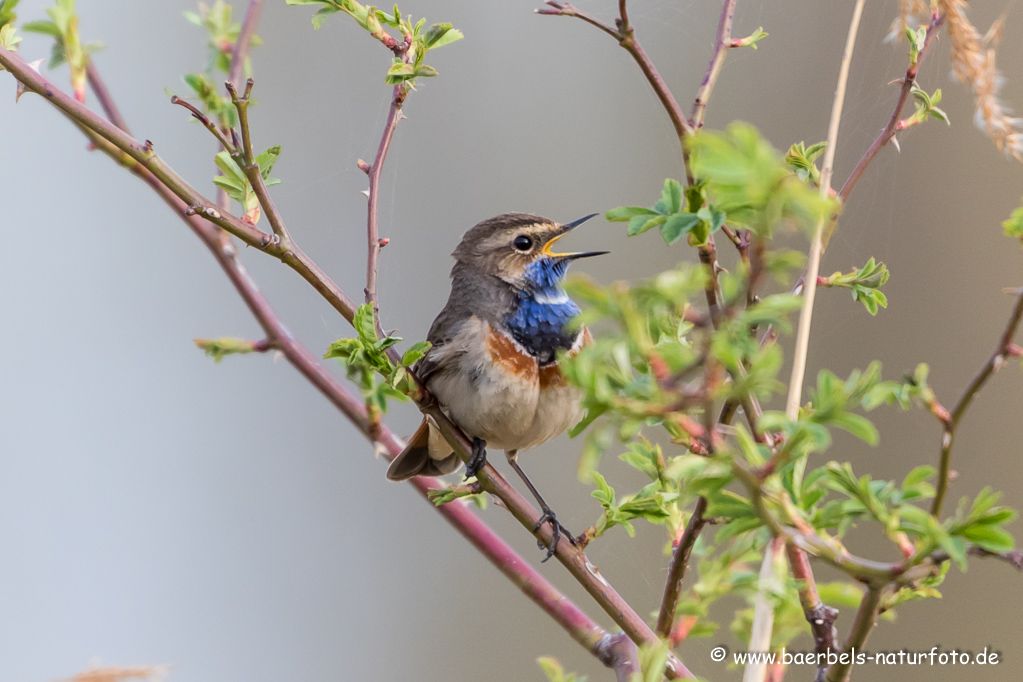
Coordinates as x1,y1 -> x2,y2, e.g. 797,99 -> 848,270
452,212 -> 606,289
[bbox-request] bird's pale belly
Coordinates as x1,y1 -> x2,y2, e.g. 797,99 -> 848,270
427,320 -> 584,452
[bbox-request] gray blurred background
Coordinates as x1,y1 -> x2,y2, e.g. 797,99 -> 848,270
3,1 -> 1023,680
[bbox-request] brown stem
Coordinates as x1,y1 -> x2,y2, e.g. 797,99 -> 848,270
594,632 -> 641,682
690,0 -> 738,129
226,79 -> 294,246
365,84 -> 407,340
656,497 -> 708,638
836,13 -> 944,205
172,95 -> 238,153
786,543 -> 838,682
228,0 -> 264,91
85,61 -> 130,134
932,289 -> 1023,515
824,585 -> 885,682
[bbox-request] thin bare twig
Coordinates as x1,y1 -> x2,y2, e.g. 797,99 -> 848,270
690,0 -> 738,129
171,95 -> 238,153
656,497 -> 708,638
824,585 -> 885,682
364,84 -> 407,340
84,61 -> 130,134
787,543 -> 839,682
932,288 -> 1023,515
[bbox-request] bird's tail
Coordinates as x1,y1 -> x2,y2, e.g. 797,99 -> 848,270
386,417 -> 461,481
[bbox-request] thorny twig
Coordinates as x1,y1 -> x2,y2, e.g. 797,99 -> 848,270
932,288 -> 1023,515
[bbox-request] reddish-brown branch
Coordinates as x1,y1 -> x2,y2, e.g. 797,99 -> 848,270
656,497 -> 708,638
690,0 -> 738,129
84,61 -> 130,135
786,543 -> 838,682
837,12 -> 944,204
932,288 -> 1023,515
365,84 -> 407,340
824,585 -> 885,682
593,632 -> 640,682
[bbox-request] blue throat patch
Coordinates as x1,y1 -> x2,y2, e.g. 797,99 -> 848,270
504,258 -> 580,364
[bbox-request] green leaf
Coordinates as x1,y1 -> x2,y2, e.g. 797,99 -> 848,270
627,213 -> 666,236
962,525 -> 1015,553
830,412 -> 879,445
659,212 -> 701,245
661,178 -> 684,214
605,206 -> 657,222
21,20 -> 61,37
255,145 -> 282,180
424,22 -> 463,49
0,23 -> 20,52
401,340 -> 431,366
353,303 -> 378,342
312,6 -> 341,29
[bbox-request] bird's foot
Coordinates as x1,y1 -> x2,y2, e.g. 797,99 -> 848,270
464,437 -> 487,480
533,508 -> 577,563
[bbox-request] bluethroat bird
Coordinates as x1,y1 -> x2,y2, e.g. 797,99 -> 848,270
387,212 -> 606,558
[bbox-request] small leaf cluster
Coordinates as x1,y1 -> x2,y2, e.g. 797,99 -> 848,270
905,24 -> 927,67
193,336 -> 265,363
184,1 -> 261,75
537,657 -> 585,682
820,257 -> 890,315
324,304 -> 429,414
180,1 -> 260,128
689,123 -> 835,236
635,642 -> 672,682
904,84 -> 949,128
286,0 -> 462,89
785,140 -> 825,186
22,0 -> 103,100
426,483 -> 487,509
863,362 -> 935,411
0,0 -> 20,60
1003,197 -> 1023,239
673,533 -> 763,640
0,0 -> 18,26
588,468 -> 674,539
213,145 -> 281,225
605,178 -> 725,247
732,27 -> 768,50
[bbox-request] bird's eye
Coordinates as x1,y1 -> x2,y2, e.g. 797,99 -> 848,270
513,235 -> 533,251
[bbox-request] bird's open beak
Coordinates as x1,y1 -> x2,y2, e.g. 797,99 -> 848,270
542,213 -> 609,260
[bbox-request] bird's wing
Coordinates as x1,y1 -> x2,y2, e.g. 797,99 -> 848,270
415,308 -> 471,384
